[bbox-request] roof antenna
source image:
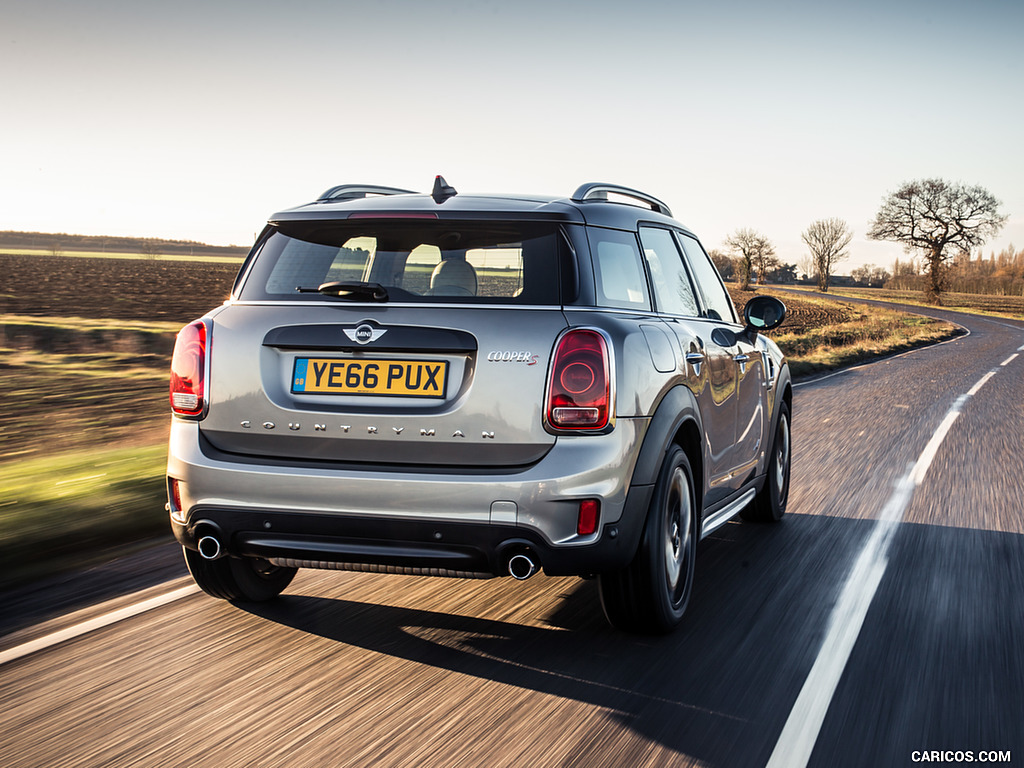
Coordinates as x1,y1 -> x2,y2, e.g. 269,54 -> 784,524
432,175 -> 458,203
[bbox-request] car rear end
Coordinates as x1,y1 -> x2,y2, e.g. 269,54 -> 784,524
166,193 -> 649,581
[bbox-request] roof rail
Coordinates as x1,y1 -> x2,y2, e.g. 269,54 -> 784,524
317,184 -> 418,202
570,183 -> 672,217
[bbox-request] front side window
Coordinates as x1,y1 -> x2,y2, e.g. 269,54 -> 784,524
242,221 -> 562,304
638,227 -> 700,317
677,233 -> 737,323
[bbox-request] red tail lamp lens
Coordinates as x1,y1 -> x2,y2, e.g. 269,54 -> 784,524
170,321 -> 208,417
560,361 -> 596,394
577,499 -> 600,536
547,329 -> 610,430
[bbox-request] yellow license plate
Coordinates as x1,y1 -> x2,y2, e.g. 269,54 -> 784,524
292,358 -> 448,398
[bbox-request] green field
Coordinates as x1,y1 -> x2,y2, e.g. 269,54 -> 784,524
0,445 -> 168,587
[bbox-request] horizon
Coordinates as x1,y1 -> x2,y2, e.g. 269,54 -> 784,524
4,0 -> 1022,273
6,226 -> 1021,282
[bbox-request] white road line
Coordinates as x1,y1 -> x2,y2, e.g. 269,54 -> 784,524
766,367 -> 998,768
0,584 -> 199,666
910,395 -> 969,486
1001,353 -> 1018,366
967,371 -> 996,396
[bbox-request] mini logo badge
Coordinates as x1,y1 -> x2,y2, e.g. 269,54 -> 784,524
345,324 -> 387,345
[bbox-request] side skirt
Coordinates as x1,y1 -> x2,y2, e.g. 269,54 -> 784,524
700,488 -> 756,539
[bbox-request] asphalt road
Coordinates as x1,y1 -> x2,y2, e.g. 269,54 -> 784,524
3,299 -> 1023,768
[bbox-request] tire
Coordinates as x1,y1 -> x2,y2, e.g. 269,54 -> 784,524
741,400 -> 791,523
183,547 -> 298,602
598,445 -> 697,634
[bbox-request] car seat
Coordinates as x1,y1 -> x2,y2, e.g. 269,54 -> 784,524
429,258 -> 478,296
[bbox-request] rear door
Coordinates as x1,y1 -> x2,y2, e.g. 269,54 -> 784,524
637,226 -> 741,505
199,219 -> 570,469
676,232 -> 765,485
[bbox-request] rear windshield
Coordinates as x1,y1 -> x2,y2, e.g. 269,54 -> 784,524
237,221 -> 566,304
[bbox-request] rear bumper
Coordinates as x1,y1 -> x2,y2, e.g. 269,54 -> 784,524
167,418 -> 652,577
171,488 -> 652,577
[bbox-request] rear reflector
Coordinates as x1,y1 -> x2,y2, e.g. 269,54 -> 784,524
170,320 -> 208,418
577,499 -> 600,536
168,477 -> 186,523
169,477 -> 183,511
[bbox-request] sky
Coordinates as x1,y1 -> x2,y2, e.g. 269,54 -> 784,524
4,0 -> 1022,272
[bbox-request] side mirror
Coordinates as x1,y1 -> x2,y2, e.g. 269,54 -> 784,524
743,295 -> 787,335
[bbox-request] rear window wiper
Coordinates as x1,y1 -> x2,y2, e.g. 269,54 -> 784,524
296,281 -> 389,302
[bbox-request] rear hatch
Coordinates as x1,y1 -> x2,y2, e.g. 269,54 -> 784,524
198,217 -> 572,468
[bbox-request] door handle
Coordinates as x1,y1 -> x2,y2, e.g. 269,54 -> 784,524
733,353 -> 749,374
685,352 -> 704,376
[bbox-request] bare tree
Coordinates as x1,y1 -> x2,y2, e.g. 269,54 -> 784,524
801,218 -> 852,293
867,179 -> 1006,303
755,248 -> 780,285
708,248 -> 734,281
850,263 -> 891,288
140,240 -> 162,260
725,228 -> 776,290
797,255 -> 817,282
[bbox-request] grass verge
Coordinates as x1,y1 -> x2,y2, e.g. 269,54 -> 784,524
0,444 -> 169,589
761,291 -> 961,378
782,285 -> 1024,322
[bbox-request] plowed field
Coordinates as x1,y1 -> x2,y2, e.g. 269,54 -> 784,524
1,254 -> 243,459
1,253 -> 240,322
727,286 -> 856,335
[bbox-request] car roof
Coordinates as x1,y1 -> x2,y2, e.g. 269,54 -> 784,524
268,182 -> 691,232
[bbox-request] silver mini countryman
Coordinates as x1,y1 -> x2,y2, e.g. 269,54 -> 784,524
167,178 -> 791,633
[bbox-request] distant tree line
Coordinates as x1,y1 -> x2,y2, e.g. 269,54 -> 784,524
886,246 -> 1024,296
0,230 -> 249,259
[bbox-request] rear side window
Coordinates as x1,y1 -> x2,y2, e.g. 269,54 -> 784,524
241,221 -> 564,305
677,233 -> 737,323
587,228 -> 650,310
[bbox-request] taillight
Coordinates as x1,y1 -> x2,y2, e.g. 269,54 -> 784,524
546,329 -> 612,431
170,320 -> 208,418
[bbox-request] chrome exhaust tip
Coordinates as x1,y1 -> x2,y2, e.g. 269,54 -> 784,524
508,553 -> 537,580
197,535 -> 223,561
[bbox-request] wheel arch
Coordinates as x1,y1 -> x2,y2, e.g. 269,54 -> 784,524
766,365 -> 793,469
631,385 -> 705,523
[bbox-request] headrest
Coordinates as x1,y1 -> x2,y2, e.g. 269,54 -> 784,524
429,258 -> 477,296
